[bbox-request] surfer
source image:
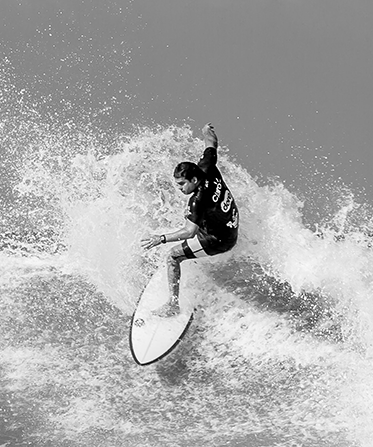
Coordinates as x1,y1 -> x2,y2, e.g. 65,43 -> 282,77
141,123 -> 239,317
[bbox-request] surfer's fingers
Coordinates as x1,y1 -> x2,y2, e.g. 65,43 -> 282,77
141,236 -> 159,250
140,239 -> 151,248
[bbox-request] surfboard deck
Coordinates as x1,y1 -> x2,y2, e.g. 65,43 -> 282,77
129,265 -> 194,366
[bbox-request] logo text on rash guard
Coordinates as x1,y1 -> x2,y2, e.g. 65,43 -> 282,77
221,190 -> 233,212
212,178 -> 222,203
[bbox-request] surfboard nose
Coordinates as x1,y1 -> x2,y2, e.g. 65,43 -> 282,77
130,312 -> 194,365
129,266 -> 194,365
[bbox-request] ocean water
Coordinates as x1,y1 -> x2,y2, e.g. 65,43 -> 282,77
1,88 -> 373,447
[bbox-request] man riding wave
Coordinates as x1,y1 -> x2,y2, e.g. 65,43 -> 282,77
141,123 -> 239,317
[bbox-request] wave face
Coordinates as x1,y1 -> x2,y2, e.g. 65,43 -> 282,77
1,91 -> 373,447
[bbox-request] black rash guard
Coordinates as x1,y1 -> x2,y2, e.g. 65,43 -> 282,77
185,147 -> 239,247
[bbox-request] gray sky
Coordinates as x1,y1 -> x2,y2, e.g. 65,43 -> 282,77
2,0 -> 373,207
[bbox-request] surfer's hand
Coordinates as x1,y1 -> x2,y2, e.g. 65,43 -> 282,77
141,235 -> 162,250
202,123 -> 217,148
202,123 -> 216,137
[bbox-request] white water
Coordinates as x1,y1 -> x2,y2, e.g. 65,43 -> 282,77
0,117 -> 373,446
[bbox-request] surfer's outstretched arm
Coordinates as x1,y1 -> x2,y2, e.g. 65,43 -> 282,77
141,219 -> 198,250
202,123 -> 218,149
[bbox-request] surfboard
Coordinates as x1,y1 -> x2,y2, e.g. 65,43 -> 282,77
129,265 -> 194,366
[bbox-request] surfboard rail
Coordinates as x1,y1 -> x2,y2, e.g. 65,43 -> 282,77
129,312 -> 194,365
129,266 -> 195,365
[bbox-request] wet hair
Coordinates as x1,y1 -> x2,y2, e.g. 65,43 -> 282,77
173,162 -> 204,181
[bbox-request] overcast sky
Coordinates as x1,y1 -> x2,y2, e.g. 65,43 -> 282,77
2,0 -> 373,206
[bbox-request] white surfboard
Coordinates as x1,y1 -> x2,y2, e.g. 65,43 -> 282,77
130,265 -> 194,366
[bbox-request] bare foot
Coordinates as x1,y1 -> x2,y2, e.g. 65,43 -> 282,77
152,302 -> 180,318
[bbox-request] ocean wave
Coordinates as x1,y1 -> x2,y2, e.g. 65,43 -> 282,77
0,109 -> 373,445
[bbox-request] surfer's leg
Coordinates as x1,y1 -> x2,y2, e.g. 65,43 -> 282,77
167,244 -> 188,305
166,235 -> 212,305
152,245 -> 187,317
152,236 -> 210,317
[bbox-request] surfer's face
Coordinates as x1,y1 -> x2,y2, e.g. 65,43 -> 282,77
174,176 -> 198,195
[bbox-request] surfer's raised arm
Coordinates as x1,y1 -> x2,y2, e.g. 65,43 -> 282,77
202,123 -> 218,149
199,123 -> 218,174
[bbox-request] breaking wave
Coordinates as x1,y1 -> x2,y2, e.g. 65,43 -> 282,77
0,85 -> 373,447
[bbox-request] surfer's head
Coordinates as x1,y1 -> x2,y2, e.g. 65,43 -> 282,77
173,162 -> 204,195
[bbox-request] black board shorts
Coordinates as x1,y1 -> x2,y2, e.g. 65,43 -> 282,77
181,229 -> 237,259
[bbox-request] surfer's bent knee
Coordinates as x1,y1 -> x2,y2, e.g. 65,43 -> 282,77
167,245 -> 186,266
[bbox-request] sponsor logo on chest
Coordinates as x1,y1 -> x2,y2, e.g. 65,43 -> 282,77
212,178 -> 233,212
221,190 -> 233,212
212,178 -> 222,203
